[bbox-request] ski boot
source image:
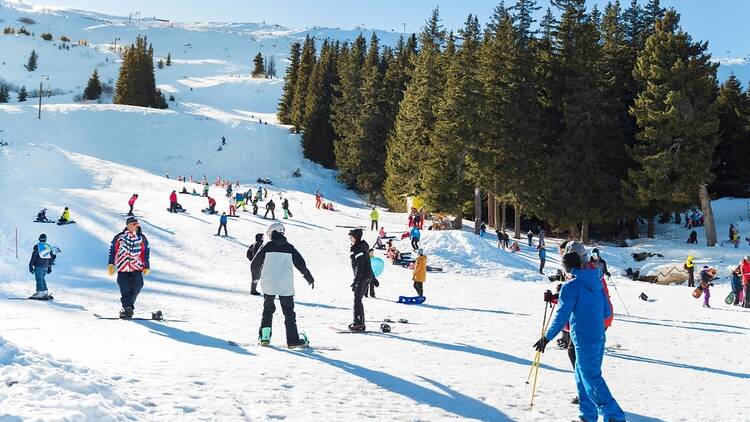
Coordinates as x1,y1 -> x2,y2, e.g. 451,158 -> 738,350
348,323 -> 366,332
119,307 -> 134,320
250,281 -> 261,296
29,291 -> 46,300
287,333 -> 309,349
259,327 -> 272,346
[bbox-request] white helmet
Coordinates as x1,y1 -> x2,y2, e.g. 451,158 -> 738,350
564,241 -> 588,260
267,222 -> 285,237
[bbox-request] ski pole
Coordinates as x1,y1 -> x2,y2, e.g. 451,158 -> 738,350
607,276 -> 630,316
526,301 -> 550,384
529,302 -> 556,408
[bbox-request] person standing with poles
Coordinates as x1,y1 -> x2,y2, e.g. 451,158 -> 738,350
532,250 -> 626,422
108,217 -> 150,319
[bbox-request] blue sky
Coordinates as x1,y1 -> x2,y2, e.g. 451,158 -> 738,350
20,0 -> 750,58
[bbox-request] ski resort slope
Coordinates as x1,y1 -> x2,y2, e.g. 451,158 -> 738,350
1,3 -> 750,422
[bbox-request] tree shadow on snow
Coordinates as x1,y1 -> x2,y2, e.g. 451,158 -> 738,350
616,314 -> 748,331
375,333 -> 570,374
614,315 -> 745,335
284,350 -> 511,421
136,320 -> 254,356
606,351 -> 749,379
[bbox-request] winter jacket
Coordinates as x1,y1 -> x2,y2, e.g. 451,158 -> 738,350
235,193 -> 243,202
538,247 -> 546,260
246,240 -> 263,261
591,257 -> 610,277
208,197 -> 216,207
684,256 -> 694,271
128,195 -> 138,206
350,240 -> 374,284
741,261 -> 750,285
266,200 -> 276,210
220,214 -> 228,224
61,209 -> 70,222
108,230 -> 150,272
545,267 -> 611,344
370,209 -> 379,221
29,242 -> 56,272
282,199 -> 289,209
413,255 -> 427,283
169,192 -> 177,203
251,232 -> 313,296
410,227 -> 421,240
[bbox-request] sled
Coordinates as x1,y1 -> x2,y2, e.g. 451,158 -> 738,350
397,295 -> 426,305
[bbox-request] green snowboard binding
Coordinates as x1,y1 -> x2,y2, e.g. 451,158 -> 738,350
287,332 -> 309,349
259,327 -> 272,346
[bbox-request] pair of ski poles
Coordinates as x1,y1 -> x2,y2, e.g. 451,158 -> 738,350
527,299 -> 556,408
607,275 -> 630,316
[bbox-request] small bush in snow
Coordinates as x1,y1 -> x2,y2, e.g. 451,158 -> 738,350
40,32 -> 53,41
60,35 -> 70,42
3,26 -> 15,34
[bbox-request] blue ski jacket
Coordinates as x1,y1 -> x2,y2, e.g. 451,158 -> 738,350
220,214 -> 228,224
545,267 -> 611,345
410,227 -> 421,240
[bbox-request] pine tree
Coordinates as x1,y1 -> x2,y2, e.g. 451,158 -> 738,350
166,52 -> 171,66
630,10 -> 720,242
83,69 -> 102,100
252,52 -> 265,77
17,86 -> 28,102
711,75 -> 750,197
384,8 -> 446,208
382,34 -> 418,140
157,58 -> 164,69
277,42 -> 301,125
290,36 -> 317,131
266,55 -> 276,78
332,35 -> 366,187
0,85 -> 9,103
114,35 -> 165,108
302,40 -> 338,168
24,49 -> 38,71
422,14 -> 482,218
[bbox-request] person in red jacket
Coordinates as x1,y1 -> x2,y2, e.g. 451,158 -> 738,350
127,194 -> 138,216
169,190 -> 178,213
741,256 -> 750,307
207,197 -> 217,214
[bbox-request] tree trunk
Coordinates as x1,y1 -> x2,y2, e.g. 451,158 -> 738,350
627,218 -> 638,239
581,220 -> 589,244
699,184 -> 717,247
514,204 -> 521,239
647,209 -> 655,239
474,187 -> 482,235
569,224 -> 580,240
501,202 -> 506,233
488,192 -> 495,228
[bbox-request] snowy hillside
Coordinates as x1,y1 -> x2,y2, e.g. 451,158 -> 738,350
1,2 -> 749,422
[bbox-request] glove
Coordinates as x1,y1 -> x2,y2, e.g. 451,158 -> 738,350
305,273 -> 314,289
533,336 -> 549,353
543,290 -> 554,302
108,264 -> 115,276
143,268 -> 150,276
47,266 -> 52,274
29,265 -> 34,274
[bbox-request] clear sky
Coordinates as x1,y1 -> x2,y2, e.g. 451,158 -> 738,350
17,0 -> 750,58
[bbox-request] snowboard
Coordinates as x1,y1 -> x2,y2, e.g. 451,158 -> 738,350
397,296 -> 426,305
93,312 -> 184,322
8,295 -> 54,301
33,220 -> 56,224
201,209 -> 218,215
725,292 -> 736,305
329,326 -> 411,335
166,208 -> 188,214
692,286 -> 704,298
56,220 -> 76,226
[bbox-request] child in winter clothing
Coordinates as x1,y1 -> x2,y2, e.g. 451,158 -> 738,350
282,198 -> 292,219
35,208 -> 49,222
527,230 -> 533,246
228,197 -> 237,216
731,264 -> 742,306
510,241 -> 520,253
364,249 -> 379,298
699,266 -> 714,308
412,249 -> 427,297
217,213 -> 228,236
207,197 -> 217,214
28,233 -> 56,299
251,223 -> 315,348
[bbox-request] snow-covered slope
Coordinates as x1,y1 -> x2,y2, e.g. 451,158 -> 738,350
1,3 -> 749,422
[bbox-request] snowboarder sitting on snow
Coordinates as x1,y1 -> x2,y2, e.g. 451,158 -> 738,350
127,194 -> 138,216
246,233 -> 264,295
28,233 -> 56,299
181,186 -> 188,194
35,208 -> 50,222
374,236 -> 386,250
252,223 -> 314,348
412,248 -> 427,298
509,241 -> 520,252
207,196 -> 217,214
108,217 -> 150,319
534,250 -> 626,422
378,227 -> 387,238
58,207 -> 71,224
348,229 -> 373,332
264,199 -> 276,219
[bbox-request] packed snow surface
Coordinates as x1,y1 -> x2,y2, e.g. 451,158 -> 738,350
1,3 -> 749,421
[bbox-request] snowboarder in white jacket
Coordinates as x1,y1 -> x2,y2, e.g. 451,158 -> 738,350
251,223 -> 314,348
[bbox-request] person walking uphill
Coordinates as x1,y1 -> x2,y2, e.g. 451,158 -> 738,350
108,217 -> 151,319
28,233 -> 57,299
251,223 -> 315,348
412,249 -> 427,297
349,229 -> 374,332
127,194 -> 138,216
533,251 -> 626,422
370,207 -> 379,231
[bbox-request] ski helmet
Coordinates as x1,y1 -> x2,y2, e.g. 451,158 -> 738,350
267,222 -> 285,237
38,233 -> 47,242
380,323 -> 391,333
564,241 -> 588,261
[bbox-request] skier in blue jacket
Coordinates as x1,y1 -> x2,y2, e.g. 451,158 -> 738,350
534,251 -> 626,422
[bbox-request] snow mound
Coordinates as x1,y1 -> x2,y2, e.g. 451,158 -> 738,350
0,337 -> 144,421
418,230 -> 540,278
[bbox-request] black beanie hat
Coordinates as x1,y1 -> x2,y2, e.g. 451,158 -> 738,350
255,233 -> 264,242
349,229 -> 363,242
38,233 -> 47,242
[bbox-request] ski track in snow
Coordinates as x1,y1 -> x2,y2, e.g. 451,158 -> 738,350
1,3 -> 749,421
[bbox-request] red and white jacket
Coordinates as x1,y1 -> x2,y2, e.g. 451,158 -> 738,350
108,230 -> 150,272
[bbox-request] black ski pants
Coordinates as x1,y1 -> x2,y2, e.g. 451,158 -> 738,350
687,268 -> 694,287
411,238 -> 419,251
217,222 -> 227,236
353,279 -> 369,325
371,220 -> 378,231
413,281 -> 424,297
117,271 -> 143,310
264,208 -> 275,219
169,201 -> 178,213
128,204 -> 134,216
260,294 -> 300,345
